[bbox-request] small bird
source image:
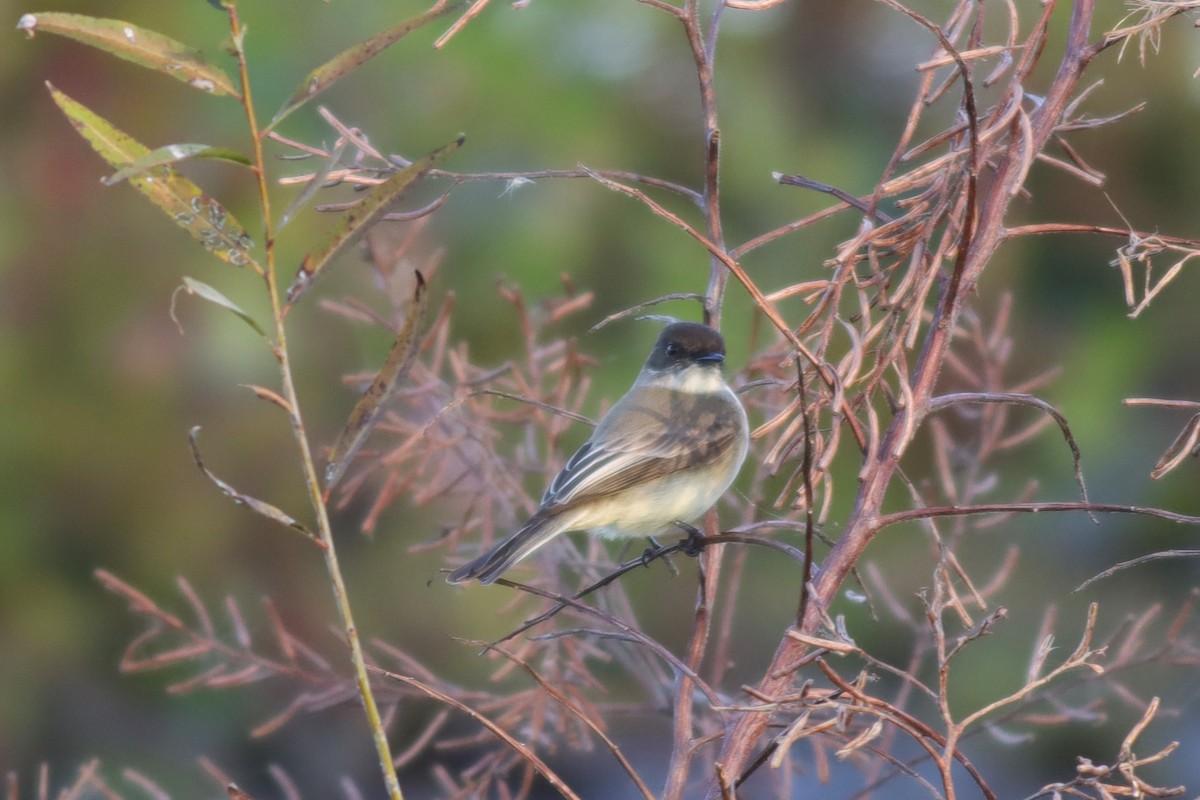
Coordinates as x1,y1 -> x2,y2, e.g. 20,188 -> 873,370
448,321 -> 749,585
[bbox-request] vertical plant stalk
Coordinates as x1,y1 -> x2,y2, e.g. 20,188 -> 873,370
661,6 -> 730,793
224,6 -> 406,800
686,1 -> 728,326
662,512 -> 721,800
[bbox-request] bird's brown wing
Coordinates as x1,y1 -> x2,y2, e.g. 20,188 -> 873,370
541,387 -> 743,510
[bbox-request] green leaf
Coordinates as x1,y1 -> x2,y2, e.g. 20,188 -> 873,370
18,12 -> 238,97
173,277 -> 268,339
188,427 -> 316,542
286,135 -> 462,303
103,143 -> 252,185
326,272 -> 428,488
270,1 -> 461,127
278,139 -> 348,229
48,83 -> 260,272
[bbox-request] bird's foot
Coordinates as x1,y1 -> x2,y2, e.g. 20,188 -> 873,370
641,537 -> 665,568
676,522 -> 706,557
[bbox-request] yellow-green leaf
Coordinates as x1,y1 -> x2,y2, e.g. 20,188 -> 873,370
189,427 -> 316,542
286,136 -> 462,303
270,1 -> 462,127
325,272 -> 428,488
104,143 -> 251,186
48,83 -> 259,272
278,139 -> 347,229
18,12 -> 238,97
174,277 -> 267,339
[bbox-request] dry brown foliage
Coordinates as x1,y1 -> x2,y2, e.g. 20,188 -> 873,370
16,1 -> 1200,799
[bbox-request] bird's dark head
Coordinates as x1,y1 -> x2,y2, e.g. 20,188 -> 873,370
645,322 -> 727,372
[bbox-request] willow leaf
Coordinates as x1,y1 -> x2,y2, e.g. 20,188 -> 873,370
286,135 -> 462,303
325,272 -> 428,488
270,1 -> 461,127
175,277 -> 267,339
48,84 -> 259,272
189,427 -> 315,542
18,12 -> 238,96
104,144 -> 252,186
278,139 -> 348,229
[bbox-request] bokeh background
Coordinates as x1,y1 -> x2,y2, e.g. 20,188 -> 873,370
3,1 -> 1200,797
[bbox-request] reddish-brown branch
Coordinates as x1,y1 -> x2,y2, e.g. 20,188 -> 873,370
875,501 -> 1200,531
705,2 -> 1103,792
679,1 -> 728,326
1004,223 -> 1200,249
663,513 -> 721,800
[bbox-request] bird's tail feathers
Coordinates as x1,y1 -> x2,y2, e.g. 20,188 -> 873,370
446,511 -> 563,585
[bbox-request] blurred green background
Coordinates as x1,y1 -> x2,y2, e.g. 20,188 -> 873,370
3,1 -> 1200,797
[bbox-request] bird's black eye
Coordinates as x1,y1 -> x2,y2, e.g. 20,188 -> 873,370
665,342 -> 683,358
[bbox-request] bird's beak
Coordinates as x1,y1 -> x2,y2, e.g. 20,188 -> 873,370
695,353 -> 725,364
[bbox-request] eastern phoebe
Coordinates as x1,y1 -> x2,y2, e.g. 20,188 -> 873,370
447,321 -> 749,585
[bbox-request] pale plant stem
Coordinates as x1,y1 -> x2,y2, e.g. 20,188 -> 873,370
226,6 -> 405,800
